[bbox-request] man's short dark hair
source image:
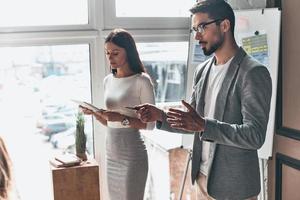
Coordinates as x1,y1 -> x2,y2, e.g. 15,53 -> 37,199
190,0 -> 235,36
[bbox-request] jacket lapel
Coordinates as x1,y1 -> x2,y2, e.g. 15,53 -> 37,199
191,58 -> 214,184
197,58 -> 215,117
214,47 -> 247,121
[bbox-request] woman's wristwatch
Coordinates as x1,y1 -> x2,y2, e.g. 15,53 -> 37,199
121,117 -> 130,127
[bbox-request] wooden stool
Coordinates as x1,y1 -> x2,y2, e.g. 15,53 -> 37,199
51,159 -> 100,200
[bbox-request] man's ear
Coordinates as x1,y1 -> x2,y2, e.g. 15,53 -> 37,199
220,19 -> 231,33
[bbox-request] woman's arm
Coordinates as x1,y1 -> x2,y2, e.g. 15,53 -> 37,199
136,74 -> 156,130
93,111 -> 108,126
100,74 -> 156,129
99,111 -> 146,129
80,106 -> 108,126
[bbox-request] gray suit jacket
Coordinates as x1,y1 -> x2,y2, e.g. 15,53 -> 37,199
158,47 -> 272,199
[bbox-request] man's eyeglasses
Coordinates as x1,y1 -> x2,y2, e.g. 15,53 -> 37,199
192,19 -> 224,34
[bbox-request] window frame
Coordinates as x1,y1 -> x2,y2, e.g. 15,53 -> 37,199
103,0 -> 191,30
0,0 -> 97,32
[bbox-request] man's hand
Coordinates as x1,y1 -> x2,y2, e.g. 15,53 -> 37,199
135,103 -> 163,123
167,100 -> 205,132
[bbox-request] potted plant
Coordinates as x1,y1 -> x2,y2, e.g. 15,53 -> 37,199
75,111 -> 87,161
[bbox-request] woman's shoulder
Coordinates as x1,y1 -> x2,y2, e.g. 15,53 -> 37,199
103,73 -> 113,82
136,73 -> 154,86
136,73 -> 154,90
105,73 -> 114,79
137,72 -> 152,83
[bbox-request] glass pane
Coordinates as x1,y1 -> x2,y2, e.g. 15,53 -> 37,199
0,44 -> 92,200
116,0 -> 194,17
137,42 -> 188,103
137,42 -> 188,199
0,0 -> 88,27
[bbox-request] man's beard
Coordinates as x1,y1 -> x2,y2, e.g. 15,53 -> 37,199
202,33 -> 224,56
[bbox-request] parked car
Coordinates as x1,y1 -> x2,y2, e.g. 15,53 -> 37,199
50,120 -> 93,154
50,127 -> 76,149
54,105 -> 77,117
36,113 -> 68,128
42,104 -> 77,117
41,121 -> 74,140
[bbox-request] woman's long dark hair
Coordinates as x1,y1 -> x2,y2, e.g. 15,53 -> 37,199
105,28 -> 145,75
0,137 -> 12,199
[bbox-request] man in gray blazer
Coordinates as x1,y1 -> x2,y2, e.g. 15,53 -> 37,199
136,0 -> 272,199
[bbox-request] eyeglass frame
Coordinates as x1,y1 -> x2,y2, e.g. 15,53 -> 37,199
192,19 -> 224,34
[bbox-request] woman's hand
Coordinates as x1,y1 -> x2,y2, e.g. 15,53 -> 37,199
79,105 -> 94,115
101,111 -> 124,122
90,110 -> 107,126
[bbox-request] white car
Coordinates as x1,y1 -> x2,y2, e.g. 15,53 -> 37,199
50,127 -> 76,149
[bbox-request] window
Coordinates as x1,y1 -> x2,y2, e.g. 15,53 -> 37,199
136,41 -> 189,199
137,42 -> 188,103
0,0 -> 104,199
116,0 -> 192,17
0,44 -> 94,200
103,0 -> 194,29
0,0 -> 88,27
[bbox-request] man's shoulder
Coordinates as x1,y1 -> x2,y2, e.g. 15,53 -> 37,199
195,57 -> 213,74
232,47 -> 268,73
236,54 -> 271,88
192,58 -> 214,85
240,53 -> 269,73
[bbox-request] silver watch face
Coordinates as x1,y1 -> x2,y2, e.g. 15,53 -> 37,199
121,118 -> 130,126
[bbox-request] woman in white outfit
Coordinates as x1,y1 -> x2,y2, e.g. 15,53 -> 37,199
81,28 -> 155,200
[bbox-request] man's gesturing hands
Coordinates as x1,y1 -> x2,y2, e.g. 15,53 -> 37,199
166,100 -> 205,132
135,100 -> 205,133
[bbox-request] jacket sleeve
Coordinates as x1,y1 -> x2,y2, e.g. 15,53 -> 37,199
201,66 -> 272,150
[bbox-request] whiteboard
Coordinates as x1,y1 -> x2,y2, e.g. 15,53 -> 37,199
183,8 -> 281,159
